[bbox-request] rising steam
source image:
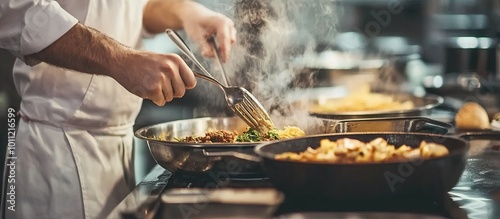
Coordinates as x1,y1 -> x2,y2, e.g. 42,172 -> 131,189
192,0 -> 340,128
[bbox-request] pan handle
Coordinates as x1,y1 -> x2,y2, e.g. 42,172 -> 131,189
456,130 -> 500,141
327,117 -> 453,134
202,150 -> 262,162
409,117 -> 453,134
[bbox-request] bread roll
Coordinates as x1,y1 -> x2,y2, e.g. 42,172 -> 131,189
455,102 -> 490,129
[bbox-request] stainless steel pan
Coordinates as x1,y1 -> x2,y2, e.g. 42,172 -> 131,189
134,117 -> 327,177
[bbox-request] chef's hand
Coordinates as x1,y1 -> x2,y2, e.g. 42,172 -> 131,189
115,50 -> 197,106
173,1 -> 237,62
143,1 -> 236,62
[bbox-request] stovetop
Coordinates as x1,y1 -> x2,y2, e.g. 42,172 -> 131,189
112,138 -> 500,219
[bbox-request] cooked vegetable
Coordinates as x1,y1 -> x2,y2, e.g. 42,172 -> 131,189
235,128 -> 280,142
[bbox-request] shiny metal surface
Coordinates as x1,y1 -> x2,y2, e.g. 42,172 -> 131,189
165,29 -> 274,133
158,188 -> 284,219
327,117 -> 454,134
116,165 -> 169,219
134,117 -> 327,176
135,117 -> 260,176
303,93 -> 444,120
209,35 -> 230,87
448,142 -> 500,219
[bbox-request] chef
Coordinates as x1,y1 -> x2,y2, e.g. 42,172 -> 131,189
0,0 -> 236,218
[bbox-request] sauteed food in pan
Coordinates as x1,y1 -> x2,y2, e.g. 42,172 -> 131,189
275,137 -> 449,163
166,126 -> 306,143
175,130 -> 237,143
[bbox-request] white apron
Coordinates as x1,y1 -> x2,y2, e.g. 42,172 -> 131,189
3,0 -> 148,218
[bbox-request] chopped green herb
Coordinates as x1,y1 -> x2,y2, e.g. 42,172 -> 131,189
266,129 -> 279,140
235,128 -> 282,142
235,128 -> 262,142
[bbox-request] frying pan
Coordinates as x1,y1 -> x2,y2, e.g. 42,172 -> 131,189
134,116 -> 327,177
203,132 -> 500,200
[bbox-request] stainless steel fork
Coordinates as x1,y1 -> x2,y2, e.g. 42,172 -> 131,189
165,29 -> 274,133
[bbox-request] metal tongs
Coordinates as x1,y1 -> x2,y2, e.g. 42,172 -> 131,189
165,29 -> 274,133
208,35 -> 230,88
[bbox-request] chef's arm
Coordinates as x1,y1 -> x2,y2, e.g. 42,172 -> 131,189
142,0 -> 236,61
28,23 -> 130,78
0,0 -> 133,76
27,22 -> 196,106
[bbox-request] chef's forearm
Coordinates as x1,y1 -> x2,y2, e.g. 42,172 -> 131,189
142,0 -> 193,33
27,23 -> 131,78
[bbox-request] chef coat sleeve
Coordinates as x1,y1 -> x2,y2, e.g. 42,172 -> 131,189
0,0 -> 79,64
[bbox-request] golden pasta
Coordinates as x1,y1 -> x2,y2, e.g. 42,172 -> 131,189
310,86 -> 414,113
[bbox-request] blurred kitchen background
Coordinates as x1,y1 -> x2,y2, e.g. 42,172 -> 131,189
1,0 -> 500,185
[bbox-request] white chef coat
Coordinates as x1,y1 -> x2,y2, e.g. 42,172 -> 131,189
0,0 -> 151,218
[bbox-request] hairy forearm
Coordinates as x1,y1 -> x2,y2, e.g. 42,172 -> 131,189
143,0 -> 194,34
27,23 -> 132,78
25,21 -> 197,106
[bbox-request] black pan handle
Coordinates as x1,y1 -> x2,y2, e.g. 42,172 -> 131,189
327,117 -> 453,134
202,150 -> 262,162
455,130 -> 500,141
410,117 -> 453,134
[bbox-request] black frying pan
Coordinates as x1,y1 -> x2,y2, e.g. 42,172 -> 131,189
204,132 -> 500,200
